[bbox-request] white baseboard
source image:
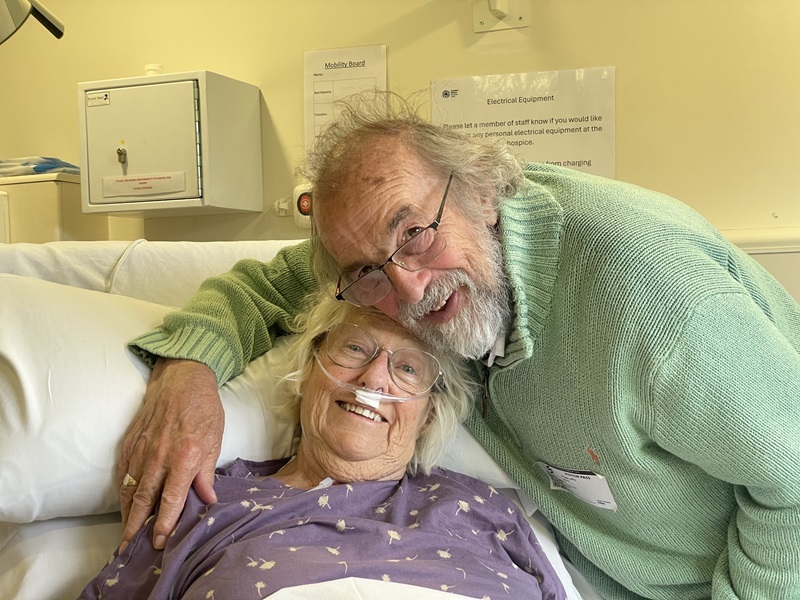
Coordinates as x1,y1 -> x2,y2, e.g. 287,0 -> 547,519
721,227 -> 800,254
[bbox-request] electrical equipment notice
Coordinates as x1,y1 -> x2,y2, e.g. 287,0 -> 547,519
432,67 -> 615,178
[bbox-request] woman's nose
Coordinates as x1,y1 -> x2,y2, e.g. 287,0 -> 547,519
385,264 -> 431,305
358,349 -> 393,391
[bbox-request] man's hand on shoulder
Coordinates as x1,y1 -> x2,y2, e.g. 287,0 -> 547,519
117,357 -> 224,551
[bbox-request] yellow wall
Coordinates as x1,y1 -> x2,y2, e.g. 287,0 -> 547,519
1,0 -> 798,241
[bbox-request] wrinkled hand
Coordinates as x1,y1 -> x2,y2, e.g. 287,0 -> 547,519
117,357 -> 224,551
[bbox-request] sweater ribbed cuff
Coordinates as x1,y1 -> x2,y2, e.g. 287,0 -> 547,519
128,327 -> 240,386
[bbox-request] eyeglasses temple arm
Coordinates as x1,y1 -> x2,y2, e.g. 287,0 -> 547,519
433,173 -> 454,227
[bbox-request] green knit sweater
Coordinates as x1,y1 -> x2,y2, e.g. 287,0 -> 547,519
132,164 -> 800,599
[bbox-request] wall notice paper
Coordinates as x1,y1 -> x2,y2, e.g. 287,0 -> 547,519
431,67 -> 615,178
102,172 -> 186,198
304,45 -> 388,150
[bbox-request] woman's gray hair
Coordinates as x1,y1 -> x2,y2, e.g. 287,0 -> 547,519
275,287 -> 476,476
297,90 -> 527,283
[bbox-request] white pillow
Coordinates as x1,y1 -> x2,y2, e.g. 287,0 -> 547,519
0,274 -> 297,523
0,274 -> 515,524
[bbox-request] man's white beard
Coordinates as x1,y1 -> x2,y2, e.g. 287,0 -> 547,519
398,233 -> 510,360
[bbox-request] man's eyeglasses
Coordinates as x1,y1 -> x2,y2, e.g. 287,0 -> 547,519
323,322 -> 442,395
335,173 -> 453,307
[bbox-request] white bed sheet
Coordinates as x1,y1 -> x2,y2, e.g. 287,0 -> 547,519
0,513 -> 121,600
268,576 -> 493,599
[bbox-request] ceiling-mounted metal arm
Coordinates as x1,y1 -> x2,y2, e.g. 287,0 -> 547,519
0,0 -> 63,46
29,0 -> 63,38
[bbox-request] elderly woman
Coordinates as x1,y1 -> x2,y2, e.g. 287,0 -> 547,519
79,293 -> 566,600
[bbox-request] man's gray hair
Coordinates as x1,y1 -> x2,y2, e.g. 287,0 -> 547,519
276,288 -> 477,475
297,90 -> 527,283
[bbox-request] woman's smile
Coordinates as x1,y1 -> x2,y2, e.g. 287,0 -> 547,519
336,400 -> 385,423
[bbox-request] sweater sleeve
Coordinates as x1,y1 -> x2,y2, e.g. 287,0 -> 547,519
128,240 -> 317,385
651,291 -> 800,598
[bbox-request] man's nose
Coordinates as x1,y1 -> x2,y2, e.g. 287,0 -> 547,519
385,264 -> 430,305
358,349 -> 392,390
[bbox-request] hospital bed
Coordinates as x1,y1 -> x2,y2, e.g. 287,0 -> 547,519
0,239 -> 600,599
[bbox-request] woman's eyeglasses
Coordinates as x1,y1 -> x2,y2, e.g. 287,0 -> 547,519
323,322 -> 442,395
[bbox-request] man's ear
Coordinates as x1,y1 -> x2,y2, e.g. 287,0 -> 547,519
474,185 -> 499,227
483,204 -> 499,227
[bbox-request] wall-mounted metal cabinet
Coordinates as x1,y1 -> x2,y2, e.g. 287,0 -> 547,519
78,71 -> 263,216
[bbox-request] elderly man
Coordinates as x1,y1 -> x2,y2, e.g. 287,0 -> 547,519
122,93 -> 800,599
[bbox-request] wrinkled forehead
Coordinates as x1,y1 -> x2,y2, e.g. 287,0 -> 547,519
313,145 -> 443,267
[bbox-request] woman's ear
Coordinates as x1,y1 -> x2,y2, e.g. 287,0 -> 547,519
416,398 -> 435,439
299,368 -> 310,396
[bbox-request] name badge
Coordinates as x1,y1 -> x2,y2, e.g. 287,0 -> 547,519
538,462 -> 617,511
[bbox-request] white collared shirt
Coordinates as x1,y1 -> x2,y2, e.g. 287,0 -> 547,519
482,328 -> 507,368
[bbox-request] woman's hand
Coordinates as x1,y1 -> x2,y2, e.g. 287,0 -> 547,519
117,357 -> 224,550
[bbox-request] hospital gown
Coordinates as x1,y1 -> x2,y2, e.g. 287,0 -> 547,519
79,459 -> 566,599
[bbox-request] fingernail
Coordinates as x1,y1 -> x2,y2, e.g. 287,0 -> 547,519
154,535 -> 166,550
118,541 -> 128,555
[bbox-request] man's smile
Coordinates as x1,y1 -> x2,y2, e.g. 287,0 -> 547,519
422,288 -> 461,324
